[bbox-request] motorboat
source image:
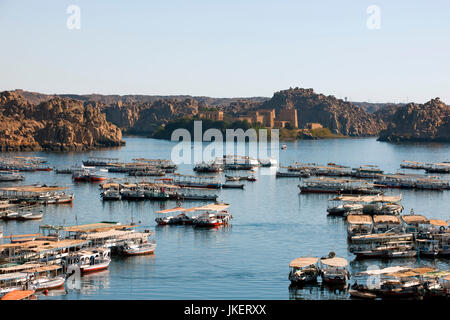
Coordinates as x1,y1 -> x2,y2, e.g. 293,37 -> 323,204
122,241 -> 156,256
64,248 -> 111,274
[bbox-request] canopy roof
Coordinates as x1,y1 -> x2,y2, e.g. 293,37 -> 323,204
387,267 -> 437,278
0,185 -> 67,192
0,263 -> 42,273
0,272 -> 28,281
347,215 -> 373,225
289,257 -> 318,268
429,219 -> 448,227
0,239 -> 88,252
329,195 -> 402,203
81,229 -> 147,240
0,290 -> 35,300
358,266 -> 410,276
156,207 -> 186,214
373,215 -> 401,224
183,203 -> 230,212
321,257 -> 347,267
63,222 -> 133,233
401,215 -> 429,224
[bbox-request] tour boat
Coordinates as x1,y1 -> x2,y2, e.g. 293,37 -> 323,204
320,256 -> 350,285
288,257 -> 320,284
346,215 -> 373,238
54,193 -> 74,204
0,210 -> 19,220
64,248 -> 111,274
276,171 -> 303,178
82,157 -> 119,167
16,212 -> 43,221
122,241 -> 156,256
225,175 -> 242,181
101,189 -> 121,200
30,265 -> 66,291
193,162 -> 223,173
155,207 -> 195,225
299,178 -> 382,195
0,273 -> 34,297
72,170 -> 107,182
121,188 -> 145,200
55,168 -> 73,174
192,212 -> 232,228
188,203 -> 232,227
144,188 -> 170,200
0,171 -> 25,182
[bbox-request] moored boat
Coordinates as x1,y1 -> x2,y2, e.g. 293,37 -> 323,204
122,241 -> 156,256
190,203 -> 232,227
320,256 -> 350,285
288,257 -> 319,284
64,248 -> 111,274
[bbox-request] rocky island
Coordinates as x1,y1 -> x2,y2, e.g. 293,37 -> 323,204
378,98 -> 450,143
0,91 -> 124,151
0,88 -> 448,151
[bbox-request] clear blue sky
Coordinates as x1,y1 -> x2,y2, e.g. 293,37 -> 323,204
0,0 -> 449,103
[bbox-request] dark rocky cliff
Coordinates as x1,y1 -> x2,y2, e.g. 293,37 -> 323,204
378,98 -> 450,142
258,88 -> 383,136
0,91 -> 124,151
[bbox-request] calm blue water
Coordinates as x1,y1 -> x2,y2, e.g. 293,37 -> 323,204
1,137 -> 449,300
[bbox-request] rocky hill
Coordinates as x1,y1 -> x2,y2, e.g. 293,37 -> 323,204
378,98 -> 450,142
258,88 -> 383,136
0,91 -> 124,151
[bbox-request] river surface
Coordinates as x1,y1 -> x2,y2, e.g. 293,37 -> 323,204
1,137 -> 449,299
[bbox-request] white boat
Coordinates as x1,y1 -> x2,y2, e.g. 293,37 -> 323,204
122,241 -> 156,256
101,189 -> 121,200
0,273 -> 34,297
320,257 -> 350,285
191,204 -> 232,228
16,211 -> 43,221
346,215 -> 373,238
288,257 -> 319,284
30,265 -> 65,291
64,248 -> 111,274
0,210 -> 19,220
155,207 -> 193,225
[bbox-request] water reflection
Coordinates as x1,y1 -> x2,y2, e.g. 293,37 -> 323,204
79,270 -> 111,295
289,282 -> 349,300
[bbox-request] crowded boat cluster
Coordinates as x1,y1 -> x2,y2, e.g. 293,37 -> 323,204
0,222 -> 156,300
0,153 -> 448,300
287,159 -> 449,300
276,161 -> 450,191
